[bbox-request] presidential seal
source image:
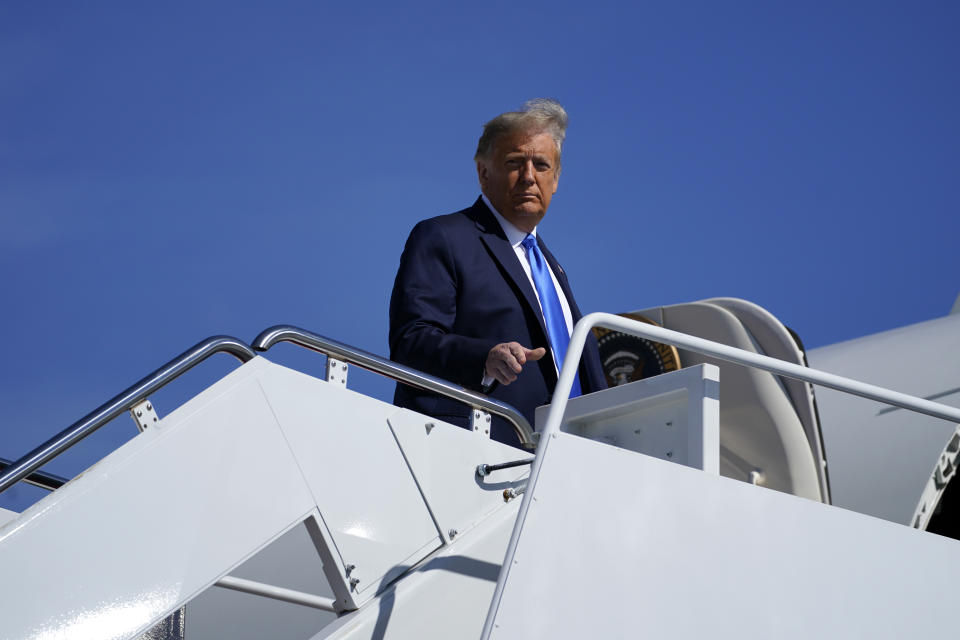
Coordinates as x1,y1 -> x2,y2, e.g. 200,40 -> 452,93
592,313 -> 681,387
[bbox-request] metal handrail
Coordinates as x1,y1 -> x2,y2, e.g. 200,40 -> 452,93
0,336 -> 256,495
481,312 -> 960,639
548,313 -> 960,428
251,325 -> 536,447
0,458 -> 69,492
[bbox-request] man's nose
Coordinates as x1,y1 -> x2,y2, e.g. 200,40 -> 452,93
518,160 -> 535,184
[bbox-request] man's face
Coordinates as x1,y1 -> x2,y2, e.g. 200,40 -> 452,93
477,130 -> 560,233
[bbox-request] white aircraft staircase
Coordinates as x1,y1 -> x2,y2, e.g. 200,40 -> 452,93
1,315 -> 959,639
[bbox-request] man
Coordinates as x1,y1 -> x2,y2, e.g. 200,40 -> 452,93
389,99 -> 606,447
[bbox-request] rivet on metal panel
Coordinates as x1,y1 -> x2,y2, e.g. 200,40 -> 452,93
470,408 -> 492,437
325,357 -> 348,387
349,577 -> 360,590
130,399 -> 159,433
345,564 -> 355,574
666,451 -> 673,458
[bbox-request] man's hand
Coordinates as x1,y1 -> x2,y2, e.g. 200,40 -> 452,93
485,342 -> 546,385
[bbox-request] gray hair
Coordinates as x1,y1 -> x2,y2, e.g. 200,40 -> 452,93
474,98 -> 568,170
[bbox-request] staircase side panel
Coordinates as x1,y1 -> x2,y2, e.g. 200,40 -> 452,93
490,432 -> 960,639
256,365 -> 442,606
0,359 -> 317,640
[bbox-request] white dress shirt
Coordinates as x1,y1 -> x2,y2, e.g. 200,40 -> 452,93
481,194 -> 574,383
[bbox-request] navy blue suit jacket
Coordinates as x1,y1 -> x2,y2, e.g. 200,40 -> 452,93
389,197 -> 606,447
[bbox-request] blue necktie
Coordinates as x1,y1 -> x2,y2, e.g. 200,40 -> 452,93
521,234 -> 581,398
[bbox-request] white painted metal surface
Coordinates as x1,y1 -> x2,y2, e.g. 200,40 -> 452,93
0,506 -> 16,527
0,357 -> 318,640
704,299 -> 825,449
185,520 -> 338,639
487,431 -> 960,638
0,357 -> 447,637
5,310 -> 960,640
0,355 -> 531,640
314,501 -> 520,640
809,312 -> 960,525
483,311 -> 960,639
254,365 -> 442,608
388,409 -> 527,545
703,297 -> 830,498
637,300 -> 823,498
536,364 -> 720,473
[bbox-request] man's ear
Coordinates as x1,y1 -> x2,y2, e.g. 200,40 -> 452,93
476,160 -> 488,189
552,171 -> 559,194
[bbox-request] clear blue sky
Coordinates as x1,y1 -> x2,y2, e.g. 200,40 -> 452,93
2,2 -> 958,509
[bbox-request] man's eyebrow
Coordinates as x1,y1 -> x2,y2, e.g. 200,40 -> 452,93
505,152 -> 552,163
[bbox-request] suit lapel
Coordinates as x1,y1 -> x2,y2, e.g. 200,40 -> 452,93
469,199 -> 548,338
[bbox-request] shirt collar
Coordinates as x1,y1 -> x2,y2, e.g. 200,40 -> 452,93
481,193 -> 537,248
